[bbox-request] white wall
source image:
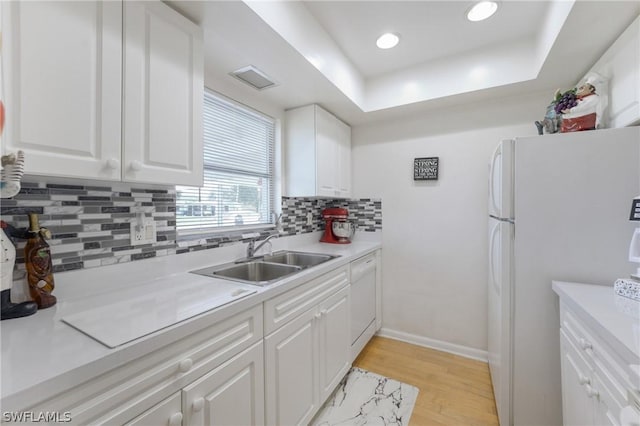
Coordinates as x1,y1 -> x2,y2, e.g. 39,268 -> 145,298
352,91 -> 549,355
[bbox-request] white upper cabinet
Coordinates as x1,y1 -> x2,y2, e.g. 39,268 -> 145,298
123,1 -> 203,186
2,1 -> 123,180
586,15 -> 640,128
285,104 -> 351,198
1,1 -> 203,186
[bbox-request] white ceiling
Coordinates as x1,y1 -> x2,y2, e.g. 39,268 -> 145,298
303,1 -> 548,79
167,0 -> 640,125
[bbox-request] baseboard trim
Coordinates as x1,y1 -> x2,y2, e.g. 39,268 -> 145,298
376,328 -> 488,362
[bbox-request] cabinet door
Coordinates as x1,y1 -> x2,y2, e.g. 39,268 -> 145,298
314,106 -> 339,197
560,331 -> 595,425
593,17 -> 639,128
124,392 -> 183,426
336,119 -> 351,198
1,1 -> 122,180
265,308 -> 319,426
317,286 -> 351,403
182,341 -> 264,426
123,1 -> 203,186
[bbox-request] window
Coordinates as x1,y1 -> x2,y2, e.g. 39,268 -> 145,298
176,90 -> 275,233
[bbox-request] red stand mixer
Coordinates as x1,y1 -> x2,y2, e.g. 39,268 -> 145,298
320,208 -> 355,244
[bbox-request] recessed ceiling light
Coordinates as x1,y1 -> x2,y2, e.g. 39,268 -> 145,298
467,1 -> 498,22
376,33 -> 400,49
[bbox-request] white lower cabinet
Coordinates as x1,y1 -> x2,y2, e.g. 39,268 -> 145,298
264,269 -> 351,426
27,305 -> 263,425
124,392 -> 183,426
265,307 -> 319,426
183,341 -> 264,426
558,303 -> 637,426
560,330 -> 597,425
317,288 -> 351,403
20,264 -> 356,426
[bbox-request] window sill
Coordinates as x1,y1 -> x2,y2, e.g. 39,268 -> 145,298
176,224 -> 276,244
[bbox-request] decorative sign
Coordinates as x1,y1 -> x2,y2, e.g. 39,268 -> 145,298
414,157 -> 439,181
630,198 -> 640,221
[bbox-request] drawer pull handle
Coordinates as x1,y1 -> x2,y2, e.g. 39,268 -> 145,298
315,312 -> 322,320
320,309 -> 328,316
192,397 -> 205,412
579,338 -> 593,351
586,385 -> 599,398
578,374 -> 591,385
179,358 -> 193,373
169,412 -> 183,426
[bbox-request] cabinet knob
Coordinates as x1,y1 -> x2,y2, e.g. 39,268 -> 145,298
578,374 -> 591,385
579,338 -> 593,351
586,385 -> 599,398
106,158 -> 120,170
178,358 -> 193,373
168,412 -> 183,426
130,160 -> 143,171
192,397 -> 205,412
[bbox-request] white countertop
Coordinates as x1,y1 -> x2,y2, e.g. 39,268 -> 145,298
1,231 -> 381,411
552,280 -> 640,366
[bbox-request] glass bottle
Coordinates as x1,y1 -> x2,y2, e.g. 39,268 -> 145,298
24,213 -> 56,309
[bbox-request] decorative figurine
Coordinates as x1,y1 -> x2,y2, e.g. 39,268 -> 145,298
536,73 -> 608,135
1,221 -> 37,320
559,83 -> 600,132
1,151 -> 38,320
535,102 -> 560,135
24,213 -> 56,309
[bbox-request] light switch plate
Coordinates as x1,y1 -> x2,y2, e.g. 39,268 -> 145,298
130,219 -> 157,245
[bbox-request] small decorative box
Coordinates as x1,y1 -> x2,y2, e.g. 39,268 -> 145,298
614,278 -> 640,301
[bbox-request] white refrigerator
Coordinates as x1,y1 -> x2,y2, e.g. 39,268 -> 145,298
487,126 -> 640,426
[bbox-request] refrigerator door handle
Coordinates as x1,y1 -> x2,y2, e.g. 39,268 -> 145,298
489,221 -> 500,294
489,144 -> 501,216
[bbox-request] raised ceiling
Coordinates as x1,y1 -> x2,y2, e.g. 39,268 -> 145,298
167,0 -> 640,125
302,1 -> 549,79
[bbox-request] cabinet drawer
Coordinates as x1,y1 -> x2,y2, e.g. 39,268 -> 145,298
594,351 -> 634,421
124,392 -> 182,426
31,304 -> 263,425
264,266 -> 349,335
560,304 -> 599,363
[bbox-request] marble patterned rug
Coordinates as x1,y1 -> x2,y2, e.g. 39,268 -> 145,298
311,367 -> 419,426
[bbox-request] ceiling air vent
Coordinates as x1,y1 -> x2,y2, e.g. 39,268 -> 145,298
230,65 -> 278,91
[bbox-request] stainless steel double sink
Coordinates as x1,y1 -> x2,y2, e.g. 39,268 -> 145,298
190,251 -> 339,286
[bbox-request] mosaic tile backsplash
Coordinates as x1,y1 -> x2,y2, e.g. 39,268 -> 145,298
1,181 -> 178,274
0,179 -> 382,276
280,197 -> 382,235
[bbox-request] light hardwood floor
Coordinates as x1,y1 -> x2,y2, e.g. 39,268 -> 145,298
353,336 -> 499,426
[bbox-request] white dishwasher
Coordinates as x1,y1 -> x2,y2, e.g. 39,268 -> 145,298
350,252 -> 377,361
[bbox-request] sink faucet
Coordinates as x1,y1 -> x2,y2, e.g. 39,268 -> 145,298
246,234 -> 278,259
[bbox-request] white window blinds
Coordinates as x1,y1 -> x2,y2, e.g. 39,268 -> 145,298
176,90 -> 275,232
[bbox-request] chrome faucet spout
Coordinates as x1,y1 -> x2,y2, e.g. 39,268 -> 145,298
246,234 -> 278,259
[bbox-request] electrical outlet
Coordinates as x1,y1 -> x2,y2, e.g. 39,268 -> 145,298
306,212 -> 313,226
130,219 -> 157,245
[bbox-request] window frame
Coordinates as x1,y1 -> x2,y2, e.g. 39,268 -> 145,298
176,88 -> 277,238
